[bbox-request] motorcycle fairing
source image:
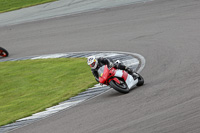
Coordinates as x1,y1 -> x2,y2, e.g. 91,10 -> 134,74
98,65 -> 108,84
114,69 -> 138,89
114,70 -> 123,77
126,74 -> 138,89
0,50 -> 6,57
109,77 -> 120,84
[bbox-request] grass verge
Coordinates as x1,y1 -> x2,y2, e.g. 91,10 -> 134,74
0,0 -> 57,13
0,58 -> 97,126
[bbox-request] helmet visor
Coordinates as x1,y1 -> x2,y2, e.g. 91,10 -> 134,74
90,62 -> 96,68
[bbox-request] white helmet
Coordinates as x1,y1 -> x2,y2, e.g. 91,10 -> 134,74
87,56 -> 98,69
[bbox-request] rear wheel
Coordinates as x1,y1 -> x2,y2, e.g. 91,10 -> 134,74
109,79 -> 130,94
136,73 -> 144,86
0,47 -> 9,57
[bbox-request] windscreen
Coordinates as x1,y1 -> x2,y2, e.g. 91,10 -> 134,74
97,66 -> 105,77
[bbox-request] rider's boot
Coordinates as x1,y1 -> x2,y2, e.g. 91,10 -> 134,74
132,73 -> 139,80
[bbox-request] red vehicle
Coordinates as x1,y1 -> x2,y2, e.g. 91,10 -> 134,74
98,65 -> 144,93
0,47 -> 9,57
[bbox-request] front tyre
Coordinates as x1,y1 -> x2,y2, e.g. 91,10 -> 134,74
109,80 -> 130,94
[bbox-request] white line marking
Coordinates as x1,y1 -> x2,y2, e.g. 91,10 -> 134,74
31,53 -> 68,60
122,58 -> 139,67
88,53 -> 123,58
17,100 -> 84,121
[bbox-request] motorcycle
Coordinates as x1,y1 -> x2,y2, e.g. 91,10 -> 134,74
98,65 -> 144,93
0,47 -> 9,57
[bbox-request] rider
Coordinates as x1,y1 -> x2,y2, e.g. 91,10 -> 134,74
87,56 -> 138,83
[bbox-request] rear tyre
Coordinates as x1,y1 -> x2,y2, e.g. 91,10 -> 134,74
136,73 -> 144,86
109,80 -> 130,94
0,47 -> 9,57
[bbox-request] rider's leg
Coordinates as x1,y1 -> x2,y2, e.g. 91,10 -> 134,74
115,63 -> 138,80
125,67 -> 139,80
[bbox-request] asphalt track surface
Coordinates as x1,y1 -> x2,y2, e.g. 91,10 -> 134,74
1,0 -> 200,132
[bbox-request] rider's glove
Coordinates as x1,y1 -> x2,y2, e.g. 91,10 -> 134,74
113,63 -> 118,68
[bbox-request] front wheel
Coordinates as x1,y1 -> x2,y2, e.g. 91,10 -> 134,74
109,80 -> 130,94
0,47 -> 9,57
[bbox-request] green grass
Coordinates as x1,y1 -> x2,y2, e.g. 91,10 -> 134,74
0,58 -> 97,126
0,0 -> 57,13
